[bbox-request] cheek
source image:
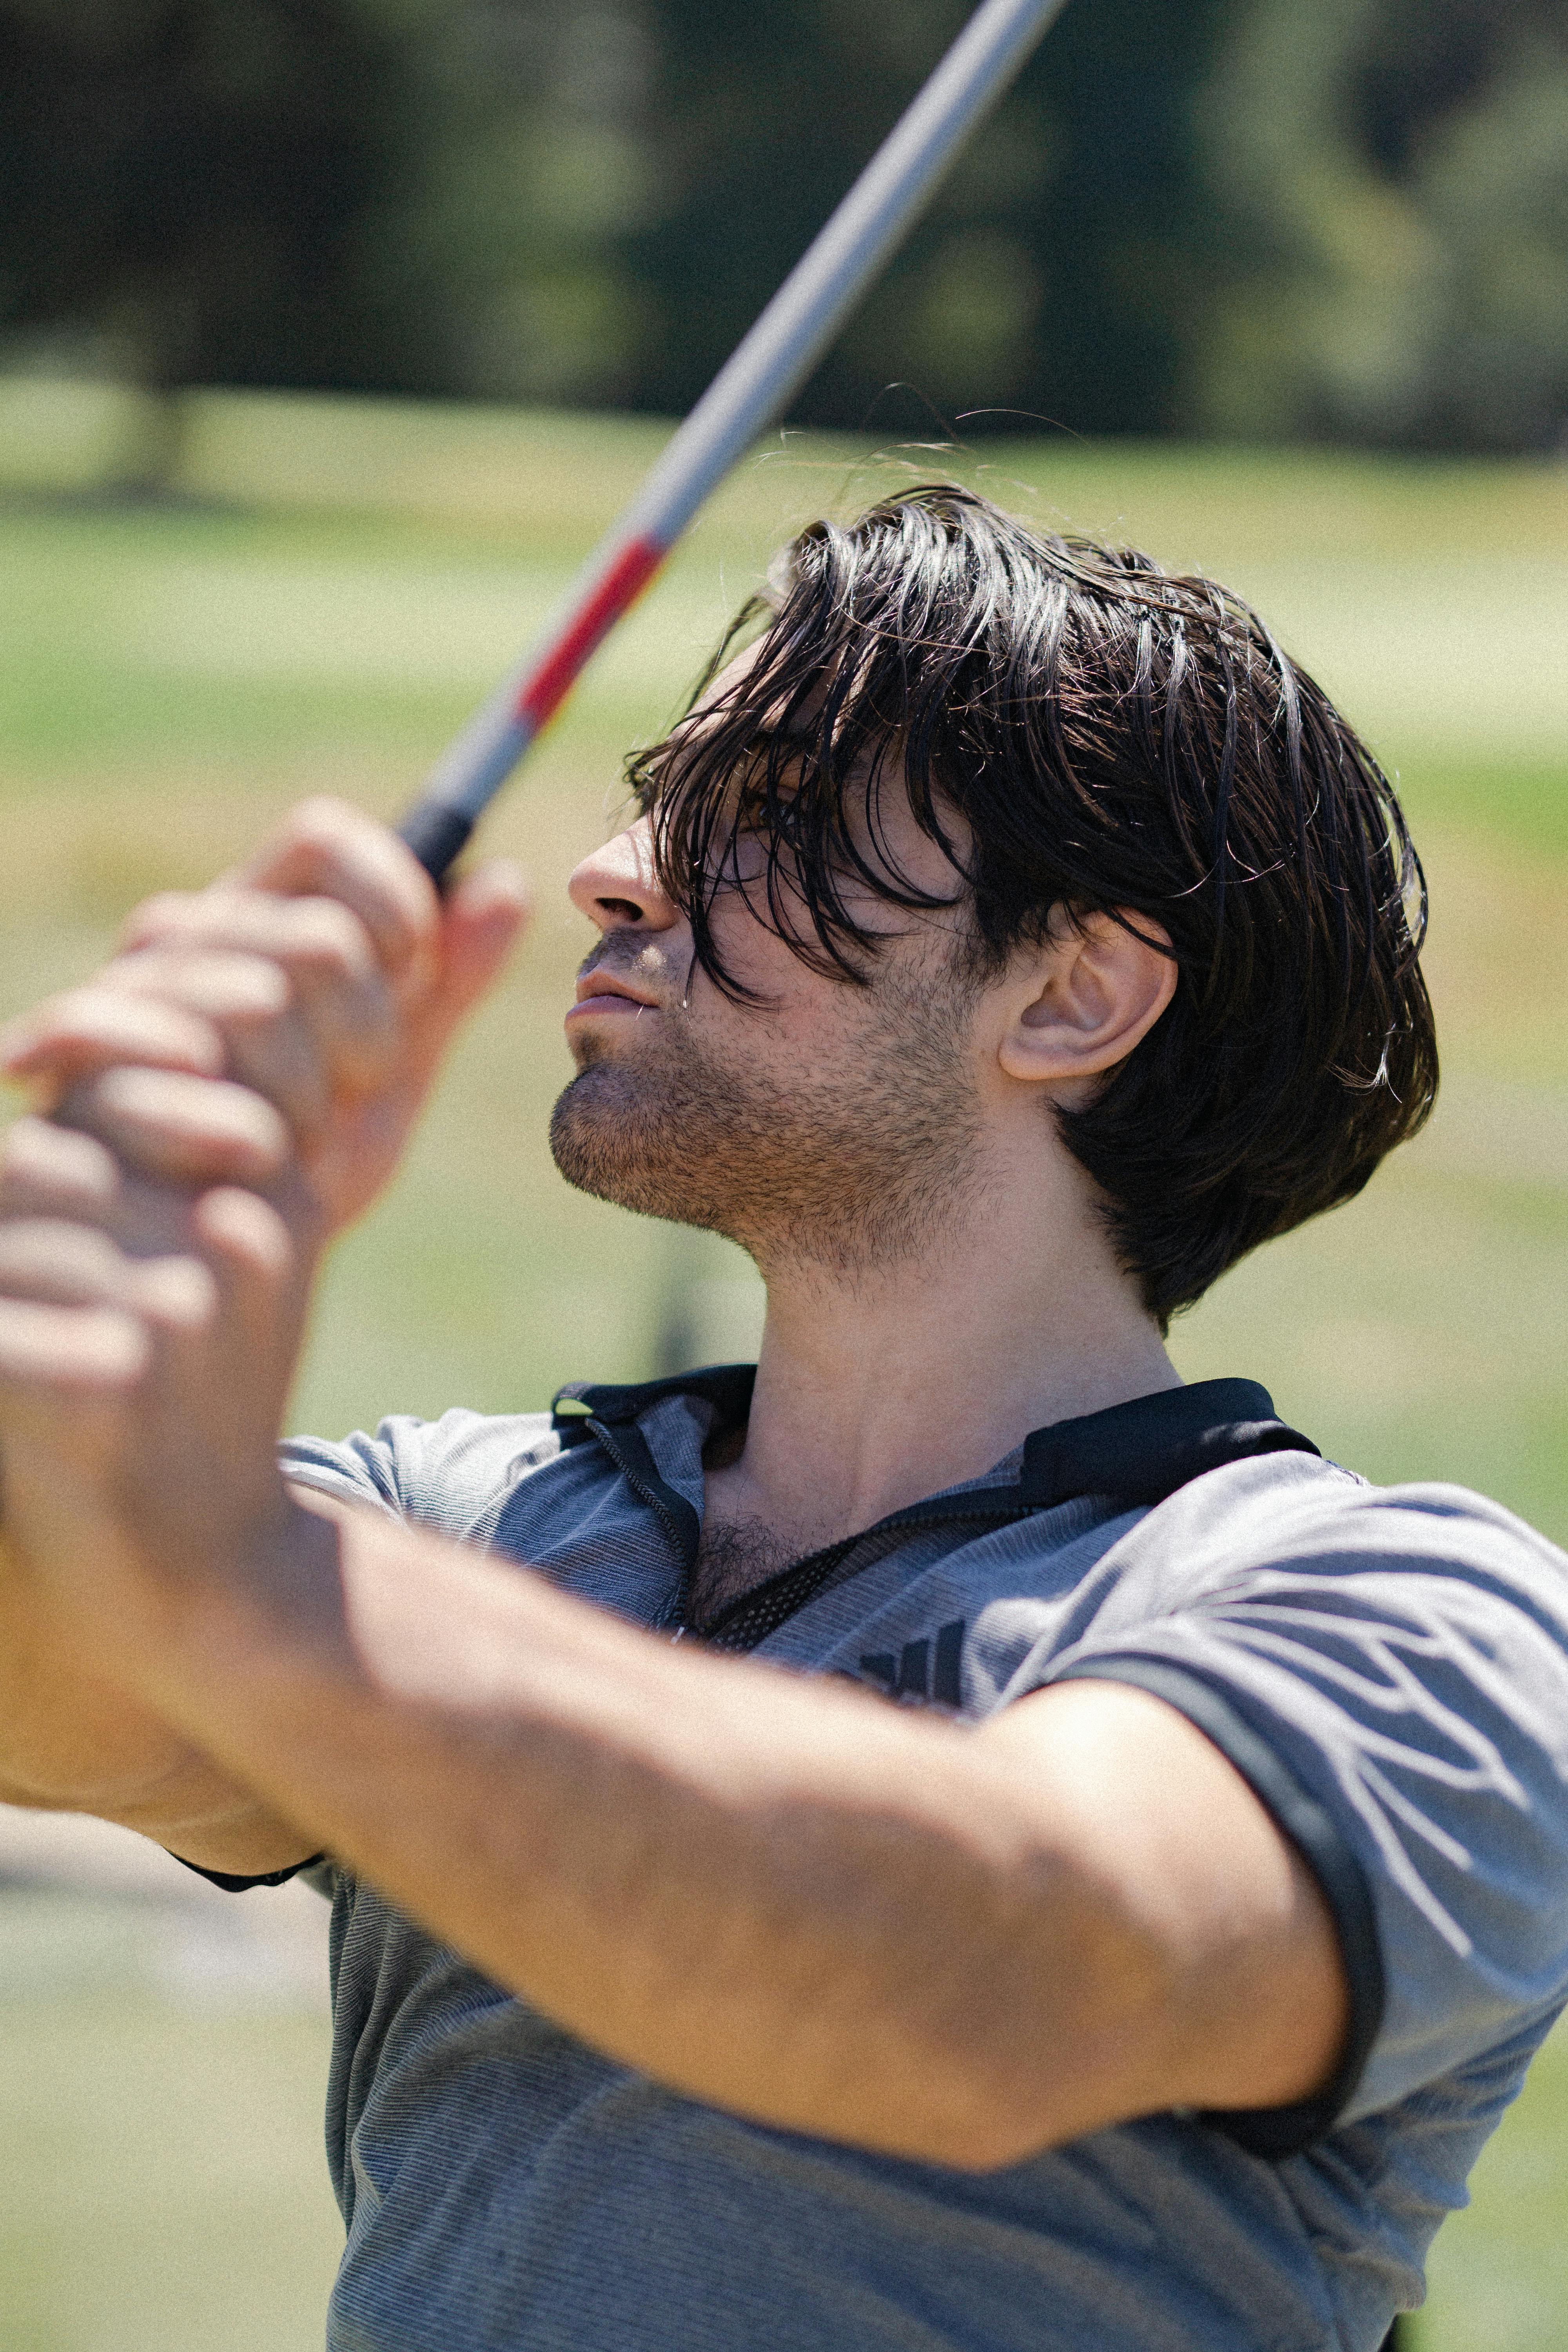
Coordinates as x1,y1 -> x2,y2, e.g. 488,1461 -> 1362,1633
698,885 -> 812,1007
686,926 -> 850,1066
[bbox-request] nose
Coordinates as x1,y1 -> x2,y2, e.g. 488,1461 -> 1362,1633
568,814 -> 683,938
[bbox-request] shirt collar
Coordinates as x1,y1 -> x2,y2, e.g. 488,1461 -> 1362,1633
553,1368 -> 1318,1516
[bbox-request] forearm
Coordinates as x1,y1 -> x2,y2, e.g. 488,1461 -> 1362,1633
134,1498 -> 1165,2167
0,1532 -> 317,1872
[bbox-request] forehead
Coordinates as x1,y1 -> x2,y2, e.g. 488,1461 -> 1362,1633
666,636 -> 882,789
679,638 -> 813,749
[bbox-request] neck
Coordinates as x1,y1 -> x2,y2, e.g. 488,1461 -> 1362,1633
708,1145 -> 1178,1553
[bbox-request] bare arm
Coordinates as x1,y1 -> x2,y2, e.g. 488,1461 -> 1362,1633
92,1481 -> 1348,2170
0,1523 -> 321,1874
0,800 -> 1344,2159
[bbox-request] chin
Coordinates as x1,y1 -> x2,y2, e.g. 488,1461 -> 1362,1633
548,1062 -> 720,1231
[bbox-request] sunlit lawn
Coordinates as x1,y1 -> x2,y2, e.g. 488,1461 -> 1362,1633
0,1885 -> 341,2352
0,380 -> 1566,2348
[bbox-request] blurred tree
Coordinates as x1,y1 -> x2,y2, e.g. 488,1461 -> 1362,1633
396,0 -> 658,407
620,0 -> 1230,438
0,0 -> 432,486
1194,0 -> 1568,450
3,0 -> 1561,454
0,0 -> 1235,449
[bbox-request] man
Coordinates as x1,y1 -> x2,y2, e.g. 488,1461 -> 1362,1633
0,485 -> 1564,2351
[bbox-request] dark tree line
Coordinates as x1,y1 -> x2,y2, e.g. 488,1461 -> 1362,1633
0,0 -> 430,476
1200,0 -> 1568,449
1,0 -> 1563,456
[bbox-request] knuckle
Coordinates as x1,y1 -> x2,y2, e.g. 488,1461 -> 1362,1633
131,1252 -> 218,1333
119,889 -> 199,946
41,984 -> 109,1031
66,1067 -> 291,1179
285,898 -> 374,984
0,1118 -> 118,1202
0,1229 -> 131,1348
199,1184 -> 296,1281
183,951 -> 295,1025
0,1216 -> 120,1288
288,794 -> 361,848
51,982 -> 216,1058
0,988 -> 105,1066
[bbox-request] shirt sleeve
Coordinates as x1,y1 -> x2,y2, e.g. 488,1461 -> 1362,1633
1035,1467 -> 1568,2150
279,1408 -> 560,1541
170,1850 -> 327,1893
279,1422 -> 419,1516
178,1414 -> 550,1896
155,1432 -> 382,1896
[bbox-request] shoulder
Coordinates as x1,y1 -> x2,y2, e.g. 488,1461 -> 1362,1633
1076,1454 -> 1568,1773
1104,1448 -> 1568,1617
1038,1458 -> 1568,2128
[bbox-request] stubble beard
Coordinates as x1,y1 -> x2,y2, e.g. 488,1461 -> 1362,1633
548,955 -> 987,1279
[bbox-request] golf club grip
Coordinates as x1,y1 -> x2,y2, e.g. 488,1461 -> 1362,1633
399,801 -> 475,882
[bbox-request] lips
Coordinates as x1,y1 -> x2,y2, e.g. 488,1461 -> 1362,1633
567,967 -> 662,1020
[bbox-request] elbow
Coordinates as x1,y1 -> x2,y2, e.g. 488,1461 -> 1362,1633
904,2068 -> 1154,2174
889,1949 -> 1176,2172
886,2082 -> 1087,2173
923,2118 -> 1058,2175
875,2063 -> 1107,2175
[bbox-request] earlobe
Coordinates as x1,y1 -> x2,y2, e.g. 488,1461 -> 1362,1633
998,912 -> 1176,1092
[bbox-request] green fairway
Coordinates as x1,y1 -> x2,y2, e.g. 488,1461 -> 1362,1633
1,382 -> 1566,2348
0,1886 -> 340,2352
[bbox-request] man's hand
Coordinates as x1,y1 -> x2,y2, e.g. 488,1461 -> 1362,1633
0,798 -> 528,1240
0,1120 -> 319,1869
0,797 -> 523,1863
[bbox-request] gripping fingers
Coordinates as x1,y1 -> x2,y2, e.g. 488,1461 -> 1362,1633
0,1118 -> 120,1219
8,950 -> 331,1148
176,1187 -> 303,1418
115,949 -> 332,1143
0,1220 -> 217,1472
0,1118 -> 218,1265
0,1222 -> 149,1395
192,1186 -> 297,1336
118,891 -> 399,1098
0,987 -> 225,1103
0,1296 -> 149,1392
0,1217 -> 214,1324
230,797 -> 439,984
54,1068 -> 290,1190
0,1218 -> 132,1305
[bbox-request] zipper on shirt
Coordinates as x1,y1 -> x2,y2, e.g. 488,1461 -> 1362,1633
581,1414 -> 702,1630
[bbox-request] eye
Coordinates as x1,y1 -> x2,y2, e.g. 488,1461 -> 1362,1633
733,755 -> 807,850
770,796 -> 806,847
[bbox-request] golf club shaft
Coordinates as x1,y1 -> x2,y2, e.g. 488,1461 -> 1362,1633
397,0 -> 1070,880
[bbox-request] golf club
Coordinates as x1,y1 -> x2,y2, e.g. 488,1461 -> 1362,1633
396,0 -> 1072,883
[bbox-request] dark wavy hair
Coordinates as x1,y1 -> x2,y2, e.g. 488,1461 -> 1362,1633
628,484 -> 1437,1328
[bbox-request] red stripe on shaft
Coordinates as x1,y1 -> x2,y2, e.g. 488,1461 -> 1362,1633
514,535 -> 668,731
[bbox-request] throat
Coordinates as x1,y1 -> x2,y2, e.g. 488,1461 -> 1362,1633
688,1516 -> 804,1632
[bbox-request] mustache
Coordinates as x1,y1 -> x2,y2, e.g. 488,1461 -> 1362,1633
575,942 -> 696,1004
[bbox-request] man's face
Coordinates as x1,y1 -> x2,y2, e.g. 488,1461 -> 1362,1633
550,669 -> 991,1278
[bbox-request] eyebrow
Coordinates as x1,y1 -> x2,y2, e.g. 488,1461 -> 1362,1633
734,720 -> 816,750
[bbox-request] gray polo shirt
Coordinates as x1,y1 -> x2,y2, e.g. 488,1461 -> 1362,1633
272,1371 -> 1568,2352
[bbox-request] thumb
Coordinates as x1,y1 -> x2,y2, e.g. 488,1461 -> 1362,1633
406,861 -> 530,1082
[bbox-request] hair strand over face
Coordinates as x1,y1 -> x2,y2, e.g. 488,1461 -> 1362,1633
628,484 -> 1437,1330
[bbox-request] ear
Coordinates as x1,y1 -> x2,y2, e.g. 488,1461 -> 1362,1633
997,911 -> 1176,1102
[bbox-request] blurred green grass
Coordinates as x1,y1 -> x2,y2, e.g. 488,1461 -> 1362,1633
1,381 -> 1566,2349
0,1888 -> 340,2352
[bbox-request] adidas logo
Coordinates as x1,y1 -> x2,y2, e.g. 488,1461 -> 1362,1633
858,1619 -> 965,1708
